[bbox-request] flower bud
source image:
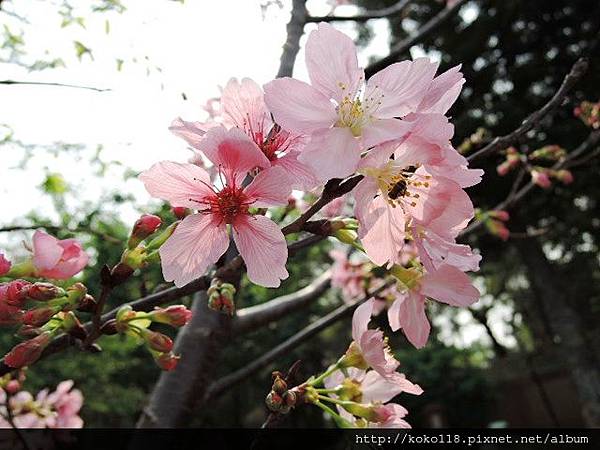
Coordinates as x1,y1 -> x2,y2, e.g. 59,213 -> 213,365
76,294 -> 97,313
66,283 -> 88,306
21,306 -> 60,327
496,161 -> 511,176
172,207 -> 190,220
4,332 -> 52,368
0,253 -> 11,276
554,169 -> 574,185
100,319 -> 119,335
271,373 -> 288,395
153,352 -> 179,371
488,210 -> 510,222
128,214 -> 162,249
486,219 -> 510,241
207,280 -> 236,316
2,280 -> 31,306
141,329 -> 174,353
265,391 -> 284,412
110,261 -> 136,285
146,221 -> 179,251
5,379 -> 21,394
531,169 -> 552,189
120,246 -> 147,272
24,282 -> 66,302
334,229 -> 358,245
148,305 -> 192,327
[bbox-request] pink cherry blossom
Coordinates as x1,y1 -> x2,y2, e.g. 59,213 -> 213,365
413,227 -> 481,273
264,22 -> 439,181
348,298 -> 399,377
354,143 -> 475,268
172,78 -> 316,190
330,249 -> 368,302
32,230 -> 89,279
372,403 -> 412,428
531,168 -> 552,188
388,265 -> 480,348
0,253 -> 10,276
140,126 -> 290,288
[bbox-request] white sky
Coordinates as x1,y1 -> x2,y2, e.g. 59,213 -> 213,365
0,0 -> 512,350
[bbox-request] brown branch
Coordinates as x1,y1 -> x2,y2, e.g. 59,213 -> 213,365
307,0 -> 412,23
232,270 -> 331,335
364,0 -> 469,78
277,0 -> 307,78
467,58 -> 589,163
0,80 -> 109,92
203,280 -> 393,403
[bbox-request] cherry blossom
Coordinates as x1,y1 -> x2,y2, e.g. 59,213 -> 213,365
32,230 -> 89,280
140,126 -> 290,288
264,22 -> 439,181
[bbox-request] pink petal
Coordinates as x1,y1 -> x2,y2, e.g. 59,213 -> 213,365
388,290 -> 430,348
32,230 -> 63,271
232,215 -> 288,288
362,117 -> 412,149
420,265 -> 480,307
298,127 -> 361,181
414,229 -> 481,273
352,298 -> 374,342
244,167 -> 291,207
355,186 -> 406,267
159,214 -> 229,288
272,150 -> 319,190
221,77 -> 272,132
365,58 -> 439,118
139,161 -> 214,208
417,65 -> 464,114
194,126 -> 271,185
169,117 -> 210,150
263,78 -> 337,134
305,22 -> 364,102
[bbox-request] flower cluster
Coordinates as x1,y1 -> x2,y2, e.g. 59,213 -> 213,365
496,145 -> 574,189
0,375 -> 83,428
574,100 -> 600,129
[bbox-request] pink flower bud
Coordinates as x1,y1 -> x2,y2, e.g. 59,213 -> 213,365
1,280 -> 31,306
5,379 -> 21,394
4,332 -> 52,368
128,214 -> 162,249
24,282 -> 66,301
142,329 -> 174,353
32,230 -> 89,279
488,210 -> 510,221
486,219 -> 510,241
0,253 -> 11,276
149,305 -> 192,327
531,169 -> 552,189
555,169 -> 574,185
496,161 -> 511,176
154,352 -> 179,371
21,306 -> 59,327
172,207 -> 190,220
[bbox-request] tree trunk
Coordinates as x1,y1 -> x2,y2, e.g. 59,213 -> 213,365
514,236 -> 600,427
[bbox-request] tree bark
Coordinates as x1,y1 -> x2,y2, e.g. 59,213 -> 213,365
514,236 -> 600,427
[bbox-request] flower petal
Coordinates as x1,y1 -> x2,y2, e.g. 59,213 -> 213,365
232,215 -> 288,288
366,58 -> 439,118
264,78 -> 337,134
272,150 -> 319,190
159,214 -> 229,288
388,290 -> 430,348
169,117 -> 210,150
245,166 -> 291,207
139,161 -> 214,208
305,22 -> 364,102
420,265 -> 480,307
221,77 -> 272,132
298,128 -> 361,181
32,230 -> 63,271
417,65 -> 464,114
362,117 -> 412,149
352,298 -> 374,342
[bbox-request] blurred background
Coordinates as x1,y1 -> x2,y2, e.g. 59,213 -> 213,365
1,0 -> 599,428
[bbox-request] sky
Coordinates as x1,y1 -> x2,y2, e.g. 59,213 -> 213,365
0,0 -> 514,350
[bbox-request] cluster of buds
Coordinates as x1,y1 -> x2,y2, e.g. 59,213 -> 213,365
529,167 -> 574,189
574,100 -> 600,129
479,210 -> 510,241
528,145 -> 566,161
496,147 -> 523,176
457,127 -> 491,154
111,214 -> 178,285
111,304 -> 191,371
207,279 -> 236,316
265,371 -> 302,415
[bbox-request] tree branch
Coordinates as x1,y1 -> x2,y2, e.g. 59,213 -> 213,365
467,58 -> 589,163
364,0 -> 469,78
232,270 -> 331,335
307,0 -> 412,23
277,0 -> 307,78
0,80 -> 109,92
203,281 -> 393,403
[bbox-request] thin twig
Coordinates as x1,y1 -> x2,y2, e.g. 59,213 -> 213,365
307,0 -> 412,23
467,58 -> 589,163
0,80 -> 109,92
203,280 -> 394,402
364,0 -> 469,78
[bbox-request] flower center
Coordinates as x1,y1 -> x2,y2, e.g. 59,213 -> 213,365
334,83 -> 384,137
210,186 -> 251,224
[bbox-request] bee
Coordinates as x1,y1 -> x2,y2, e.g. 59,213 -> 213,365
388,179 -> 408,200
